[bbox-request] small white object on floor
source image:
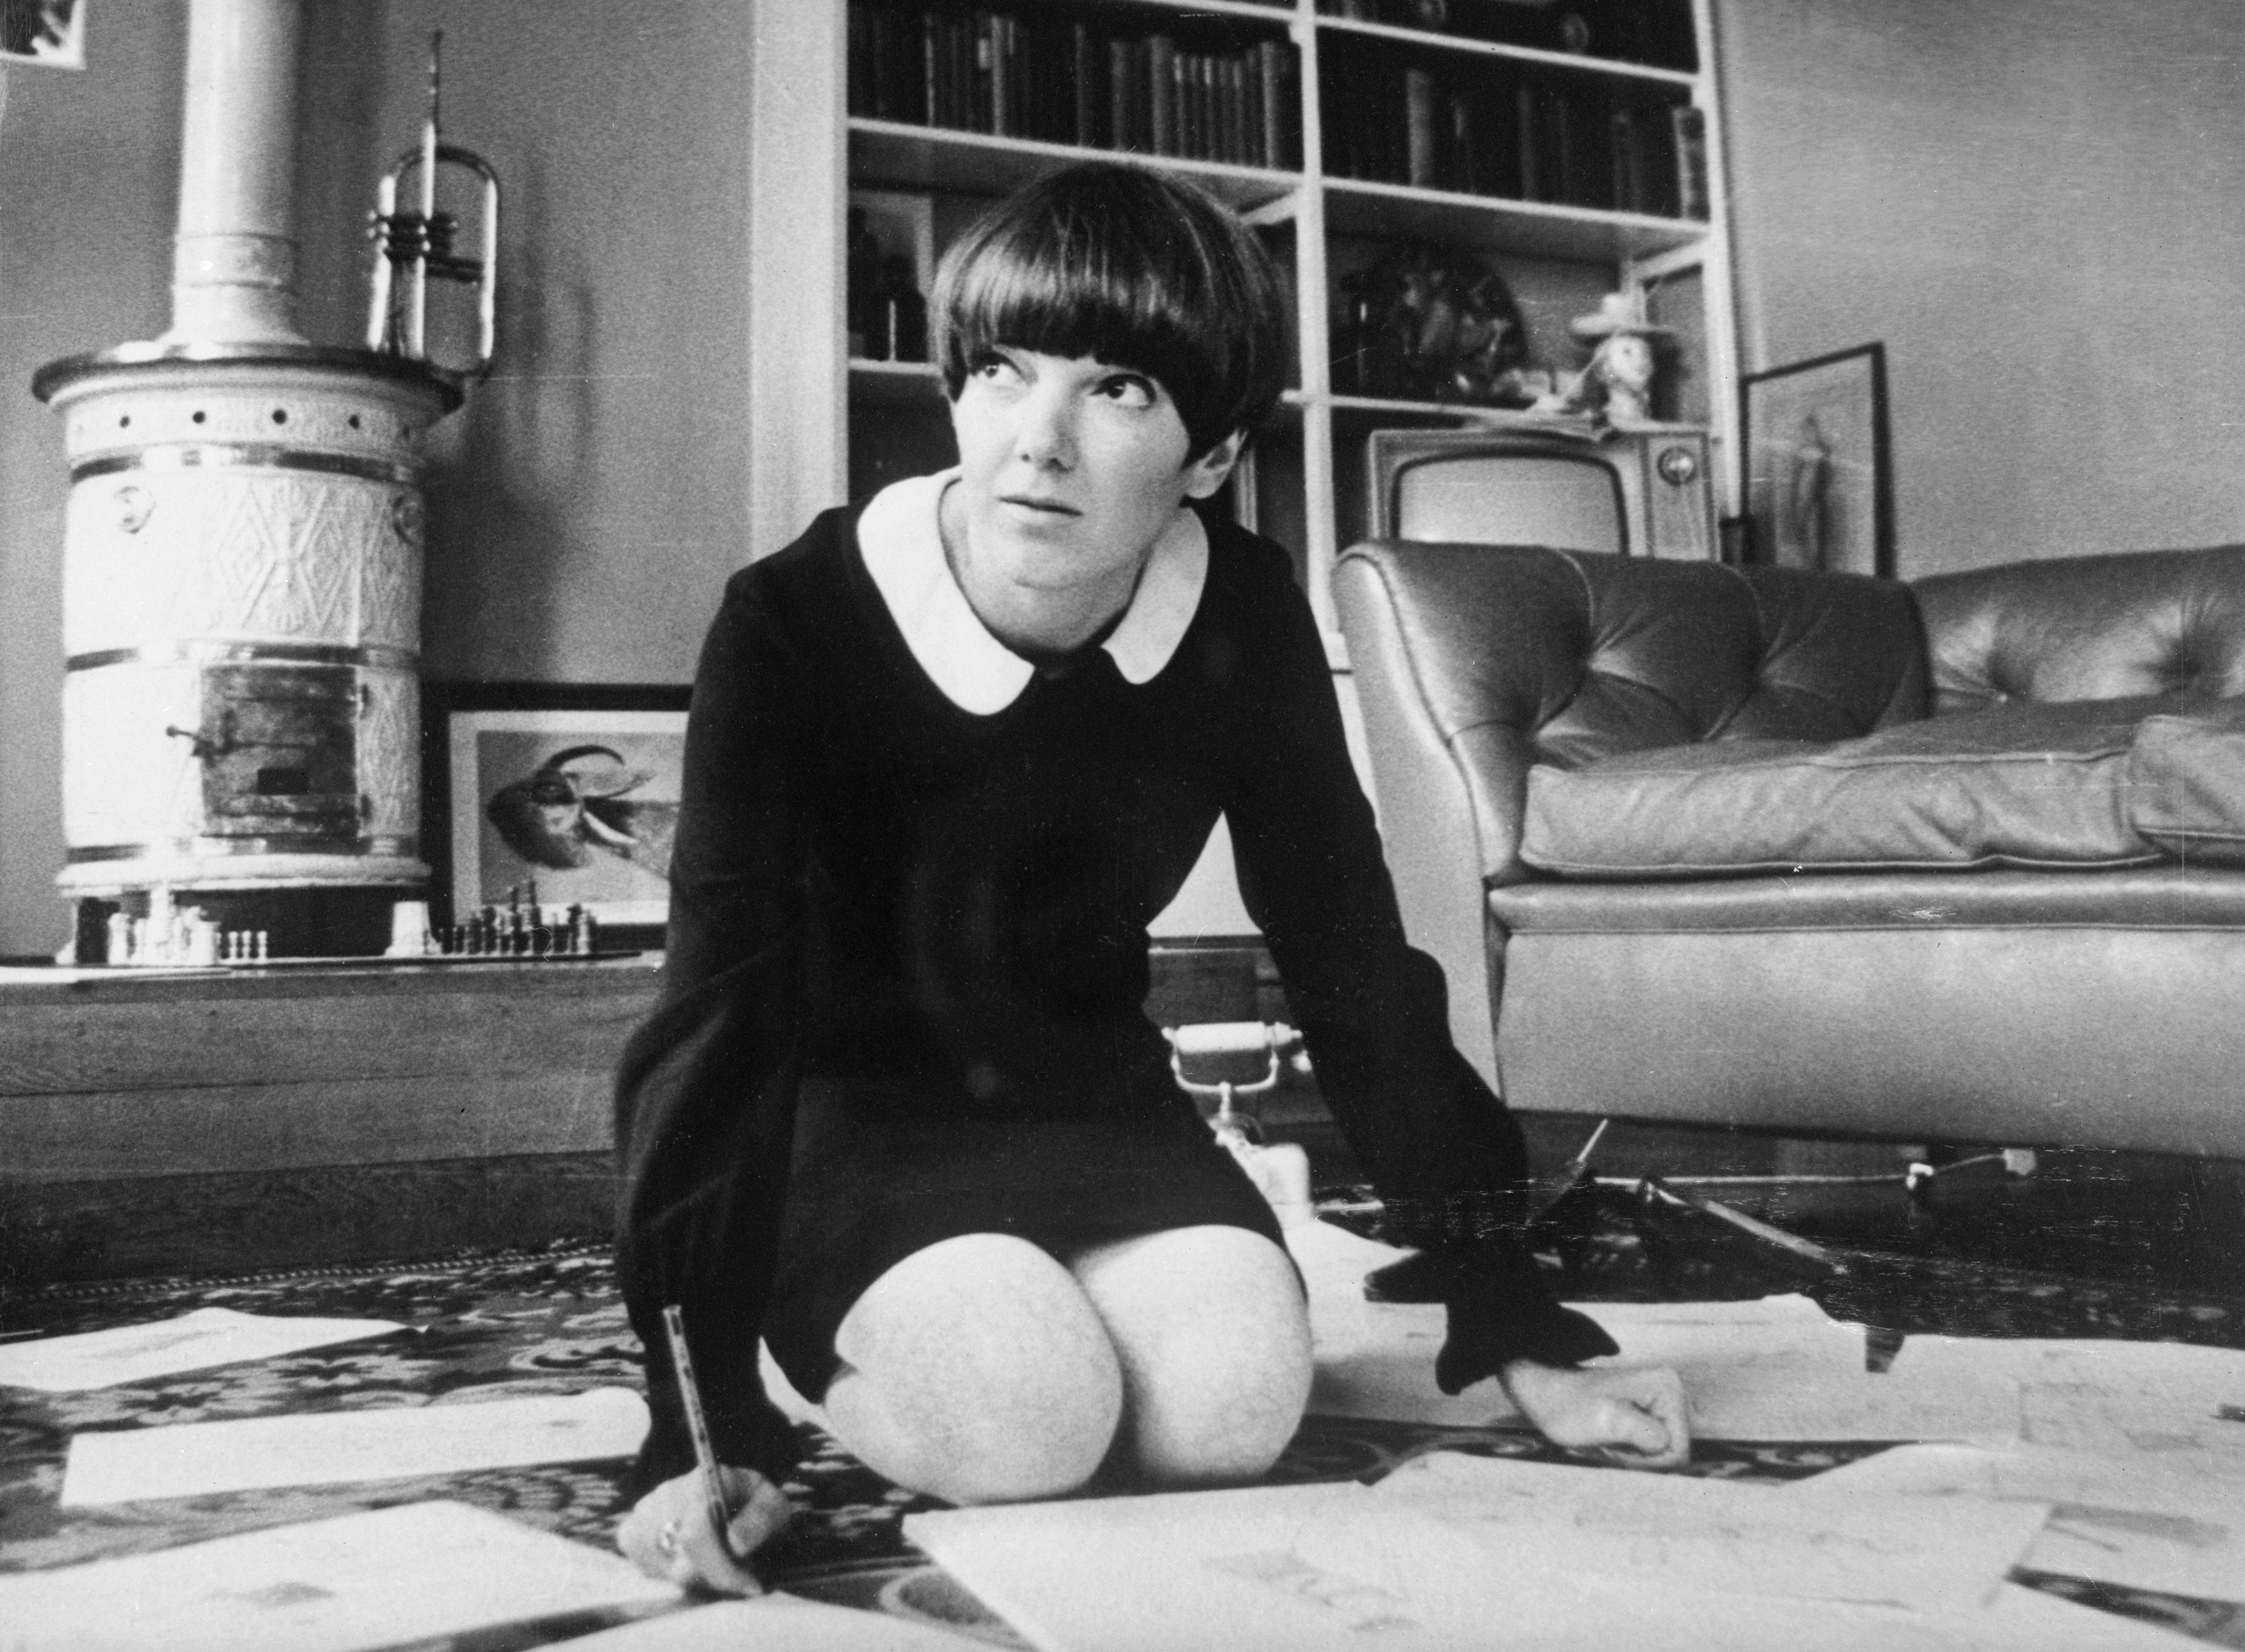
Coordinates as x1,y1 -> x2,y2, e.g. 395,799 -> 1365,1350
62,1385 -> 648,1506
0,1500 -> 678,1652
0,1306 -> 404,1393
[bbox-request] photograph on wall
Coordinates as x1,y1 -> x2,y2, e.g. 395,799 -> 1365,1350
2,0 -> 84,67
426,685 -> 691,935
1741,343 -> 1894,578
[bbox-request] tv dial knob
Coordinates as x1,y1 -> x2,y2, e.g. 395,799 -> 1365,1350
1656,446 -> 1700,487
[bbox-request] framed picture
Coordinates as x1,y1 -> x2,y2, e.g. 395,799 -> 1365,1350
422,683 -> 691,946
1741,343 -> 1894,578
2,0 -> 84,67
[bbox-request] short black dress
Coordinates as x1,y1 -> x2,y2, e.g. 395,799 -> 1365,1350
616,472 -> 1594,1492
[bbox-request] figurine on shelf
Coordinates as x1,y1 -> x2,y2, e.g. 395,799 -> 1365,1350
1531,290 -> 1673,425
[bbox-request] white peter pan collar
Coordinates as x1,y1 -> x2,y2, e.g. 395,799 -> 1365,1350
856,467 -> 1208,715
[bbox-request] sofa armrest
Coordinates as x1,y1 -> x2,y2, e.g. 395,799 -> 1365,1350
1336,541 -> 1926,1091
1914,543 -> 2245,712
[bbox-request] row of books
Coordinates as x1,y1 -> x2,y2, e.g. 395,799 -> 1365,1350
849,2 -> 1299,171
1320,0 -> 1699,74
1320,39 -> 1706,217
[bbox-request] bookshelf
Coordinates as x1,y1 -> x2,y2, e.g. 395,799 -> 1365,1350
746,0 -> 1737,646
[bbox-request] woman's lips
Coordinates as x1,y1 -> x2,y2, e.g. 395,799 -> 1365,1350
999,493 -> 1079,517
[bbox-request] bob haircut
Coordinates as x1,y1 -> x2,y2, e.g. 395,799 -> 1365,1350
931,162 -> 1291,461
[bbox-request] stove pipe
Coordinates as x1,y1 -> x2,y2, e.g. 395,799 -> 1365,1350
33,0 -> 469,959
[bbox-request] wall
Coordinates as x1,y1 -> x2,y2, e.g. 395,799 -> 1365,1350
0,1 -> 753,957
1717,0 -> 2245,575
5,4 -> 2245,953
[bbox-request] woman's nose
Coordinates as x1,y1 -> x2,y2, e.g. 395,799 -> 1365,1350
1013,382 -> 1076,468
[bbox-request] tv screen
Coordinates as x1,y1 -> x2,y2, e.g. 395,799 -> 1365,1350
1385,449 -> 1629,555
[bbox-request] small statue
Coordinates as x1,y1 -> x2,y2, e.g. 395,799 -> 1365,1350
1531,290 -> 1673,425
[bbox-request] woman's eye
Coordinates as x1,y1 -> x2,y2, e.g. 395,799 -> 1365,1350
1096,376 -> 1155,408
971,354 -> 1020,384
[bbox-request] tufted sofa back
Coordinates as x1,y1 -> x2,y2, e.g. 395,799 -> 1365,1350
1916,543 -> 2245,713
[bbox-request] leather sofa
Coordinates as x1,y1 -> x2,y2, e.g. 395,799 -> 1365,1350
1334,540 -> 2245,1159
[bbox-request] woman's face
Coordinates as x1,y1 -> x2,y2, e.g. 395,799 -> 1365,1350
948,346 -> 1240,610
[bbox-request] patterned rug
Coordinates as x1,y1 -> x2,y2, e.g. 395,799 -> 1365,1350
4,1206 -> 2243,1649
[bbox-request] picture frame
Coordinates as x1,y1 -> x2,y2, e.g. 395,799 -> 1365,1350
1741,343 -> 1894,579
421,682 -> 691,949
2,0 -> 85,68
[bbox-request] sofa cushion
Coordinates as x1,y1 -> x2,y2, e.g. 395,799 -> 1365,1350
2131,697 -> 2245,865
1519,697 -> 2178,877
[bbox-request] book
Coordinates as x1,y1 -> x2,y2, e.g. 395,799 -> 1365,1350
1073,22 -> 1098,147
1257,39 -> 1287,168
1148,34 -> 1176,156
1674,102 -> 1709,219
1405,66 -> 1436,188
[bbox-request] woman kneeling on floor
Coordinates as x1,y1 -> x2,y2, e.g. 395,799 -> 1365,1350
614,160 -> 1689,1594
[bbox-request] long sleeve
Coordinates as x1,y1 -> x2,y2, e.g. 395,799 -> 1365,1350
614,555 -> 820,1494
1214,528 -> 1615,1374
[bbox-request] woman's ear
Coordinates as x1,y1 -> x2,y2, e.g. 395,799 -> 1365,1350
1182,430 -> 1248,500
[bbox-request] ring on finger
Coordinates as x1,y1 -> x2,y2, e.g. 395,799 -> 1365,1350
656,1518 -> 681,1557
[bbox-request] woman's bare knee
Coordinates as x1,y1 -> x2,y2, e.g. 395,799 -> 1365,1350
1070,1225 -> 1311,1487
826,1233 -> 1122,1504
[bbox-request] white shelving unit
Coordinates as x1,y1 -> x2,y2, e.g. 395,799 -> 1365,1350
747,0 -> 1736,934
751,0 -> 1737,635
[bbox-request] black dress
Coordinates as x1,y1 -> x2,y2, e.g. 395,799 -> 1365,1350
616,472 -> 1609,1491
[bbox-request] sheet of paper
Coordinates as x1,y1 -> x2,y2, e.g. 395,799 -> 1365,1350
1891,1334 -> 2245,1483
0,1499 -> 678,1652
909,1480 -> 1540,1652
0,1307 -> 404,1392
1793,1442 -> 2245,1603
1544,1577 -> 2206,1652
63,1385 -> 648,1505
1890,1335 -> 2245,1412
558,1596 -> 985,1650
1682,1361 -> 2020,1444
1372,1450 -> 2046,1615
911,1477 -> 2166,1652
1285,1219 -> 1875,1433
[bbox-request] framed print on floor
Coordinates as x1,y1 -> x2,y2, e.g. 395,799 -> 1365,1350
422,682 -> 691,947
1741,343 -> 1895,578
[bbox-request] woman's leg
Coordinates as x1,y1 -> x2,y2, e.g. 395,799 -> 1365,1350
1067,1224 -> 1311,1486
822,1233 -> 1123,1505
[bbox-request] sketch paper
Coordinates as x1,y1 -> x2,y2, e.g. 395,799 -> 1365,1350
911,1480 -> 2162,1652
1548,1578 -> 2214,1652
1794,1442 -> 2245,1601
1286,1220 -> 1876,1433
909,1480 -> 1528,1652
0,1500 -> 678,1652
1372,1451 -> 2045,1614
62,1385 -> 648,1505
1891,1335 -> 2245,1423
1679,1361 -> 2020,1445
0,1307 -> 403,1392
558,1596 -> 985,1650
1890,1335 -> 2245,1488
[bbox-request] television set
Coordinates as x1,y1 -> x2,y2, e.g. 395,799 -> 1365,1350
1366,425 -> 1717,559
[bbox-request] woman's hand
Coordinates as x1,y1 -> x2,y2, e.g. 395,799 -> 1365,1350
1500,1359 -> 1690,1470
616,1465 -> 793,1595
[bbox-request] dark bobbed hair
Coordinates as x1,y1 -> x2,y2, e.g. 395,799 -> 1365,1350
932,162 -> 1291,461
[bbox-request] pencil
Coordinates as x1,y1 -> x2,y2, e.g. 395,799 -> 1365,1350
660,1303 -> 738,1559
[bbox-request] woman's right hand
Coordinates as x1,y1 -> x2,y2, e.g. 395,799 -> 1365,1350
616,1464 -> 793,1596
